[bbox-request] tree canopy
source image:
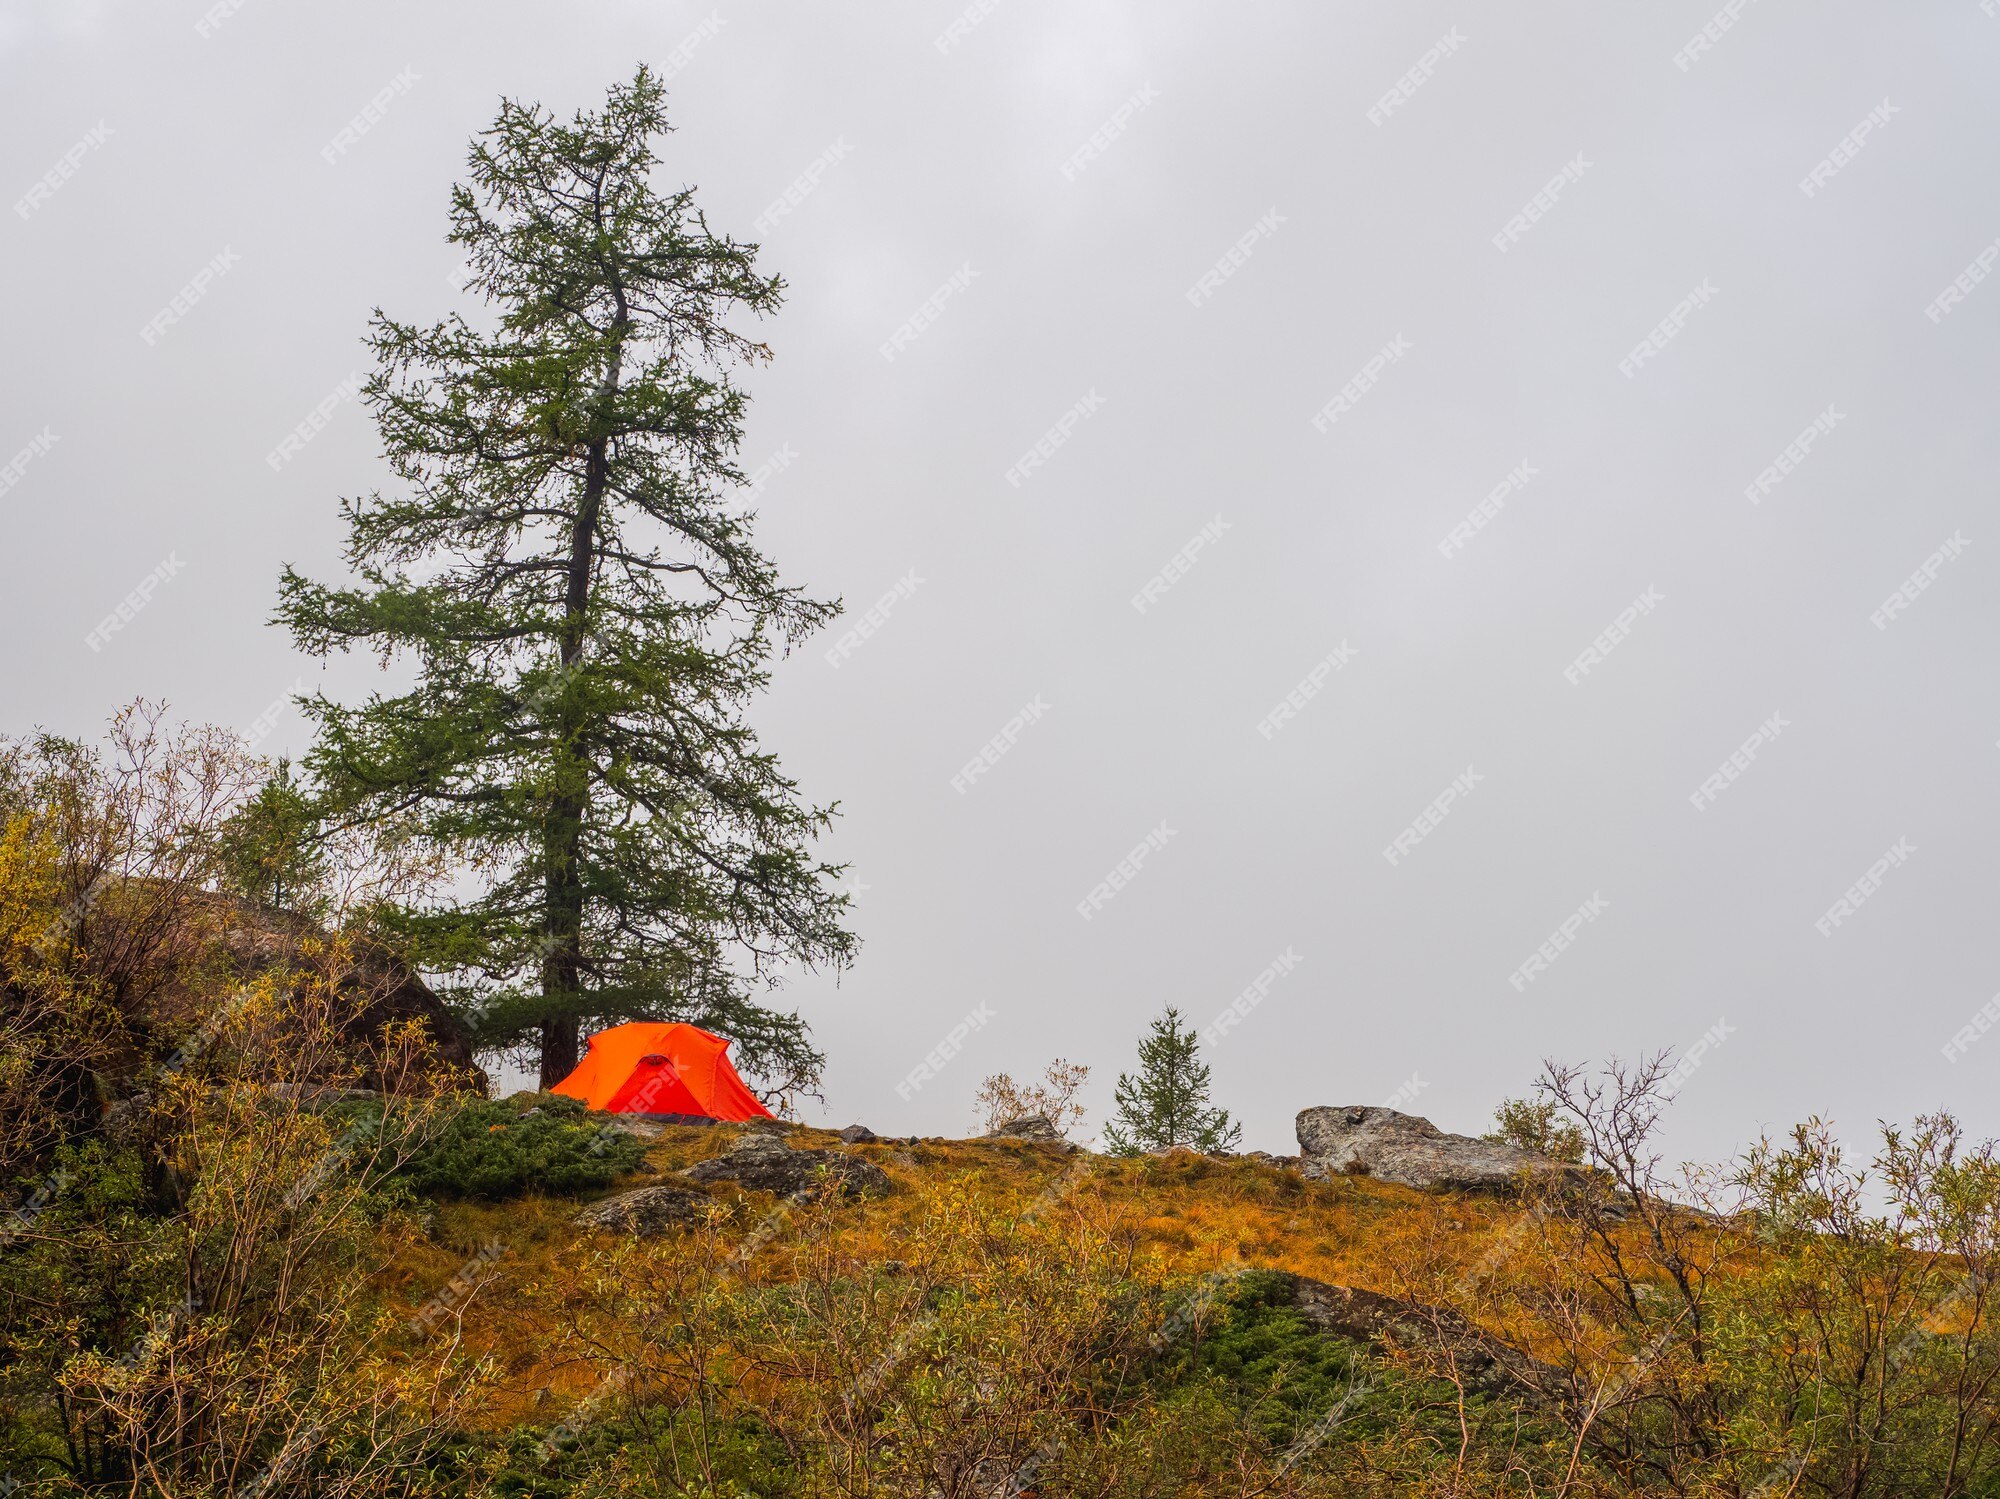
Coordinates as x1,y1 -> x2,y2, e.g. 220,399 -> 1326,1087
1104,1006 -> 1241,1154
277,67 -> 852,1091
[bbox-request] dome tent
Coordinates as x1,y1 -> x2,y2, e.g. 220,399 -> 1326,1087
550,1021 -> 774,1121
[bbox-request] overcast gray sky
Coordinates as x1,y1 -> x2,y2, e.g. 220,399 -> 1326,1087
6,0 -> 2000,1162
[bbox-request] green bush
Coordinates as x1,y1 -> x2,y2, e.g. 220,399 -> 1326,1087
342,1093 -> 647,1201
485,1409 -> 795,1499
1187,1271 -> 1581,1481
1194,1271 -> 1371,1446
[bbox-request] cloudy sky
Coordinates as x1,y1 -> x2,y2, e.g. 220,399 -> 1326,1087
6,0 -> 1999,1163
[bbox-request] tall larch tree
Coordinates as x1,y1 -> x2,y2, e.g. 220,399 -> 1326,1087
278,68 -> 852,1093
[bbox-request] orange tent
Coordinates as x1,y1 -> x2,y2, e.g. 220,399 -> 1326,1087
550,1022 -> 774,1121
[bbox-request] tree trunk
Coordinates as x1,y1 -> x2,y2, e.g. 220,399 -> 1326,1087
539,332 -> 620,1089
538,449 -> 601,1089
538,1013 -> 580,1089
539,737 -> 588,1088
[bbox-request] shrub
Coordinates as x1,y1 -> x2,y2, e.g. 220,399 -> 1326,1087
1193,1271 -> 1371,1446
344,1093 -> 646,1201
1484,1094 -> 1585,1163
973,1058 -> 1090,1136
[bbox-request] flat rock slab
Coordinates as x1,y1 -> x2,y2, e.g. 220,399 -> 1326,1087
606,1117 -> 666,1141
574,1184 -> 711,1236
683,1131 -> 890,1200
1296,1105 -> 1572,1193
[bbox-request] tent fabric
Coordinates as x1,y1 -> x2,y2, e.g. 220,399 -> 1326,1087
550,1022 -> 773,1120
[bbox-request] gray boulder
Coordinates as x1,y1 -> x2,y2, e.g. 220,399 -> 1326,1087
606,1116 -> 668,1141
838,1123 -> 879,1144
574,1183 -> 710,1236
984,1114 -> 1063,1143
1296,1106 -> 1574,1193
684,1130 -> 889,1200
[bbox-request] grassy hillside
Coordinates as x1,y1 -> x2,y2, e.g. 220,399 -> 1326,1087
8,718 -> 2000,1497
377,1117 -> 1583,1493
11,1012 -> 2000,1497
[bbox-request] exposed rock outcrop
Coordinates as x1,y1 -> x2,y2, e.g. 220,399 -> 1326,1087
607,1115 -> 669,1141
189,890 -> 483,1090
574,1183 -> 711,1236
1265,1271 -> 1556,1399
984,1114 -> 1063,1143
684,1129 -> 890,1200
1296,1106 -> 1575,1193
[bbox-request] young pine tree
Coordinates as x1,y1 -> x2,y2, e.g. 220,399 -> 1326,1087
277,69 -> 852,1091
1103,1007 -> 1241,1154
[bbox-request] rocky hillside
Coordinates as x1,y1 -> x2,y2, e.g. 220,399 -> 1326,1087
394,1108 -> 1569,1472
417,1109 -> 1549,1331
344,1096 -> 2000,1498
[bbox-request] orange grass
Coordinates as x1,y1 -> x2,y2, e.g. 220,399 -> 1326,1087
374,1124 -> 1578,1426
